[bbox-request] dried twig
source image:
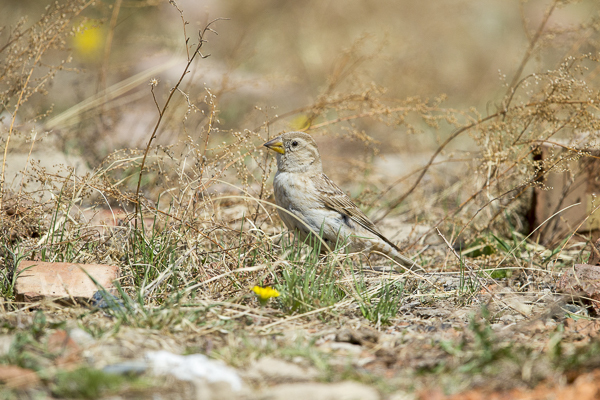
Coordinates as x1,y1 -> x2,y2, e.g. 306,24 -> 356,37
133,17 -> 226,228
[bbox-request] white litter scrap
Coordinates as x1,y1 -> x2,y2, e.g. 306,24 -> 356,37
145,350 -> 242,391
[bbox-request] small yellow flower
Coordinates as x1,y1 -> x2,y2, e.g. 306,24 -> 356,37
252,286 -> 280,305
72,21 -> 104,61
290,115 -> 311,131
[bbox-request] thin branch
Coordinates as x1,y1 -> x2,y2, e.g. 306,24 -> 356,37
1,1 -> 94,213
373,112 -> 500,224
133,18 -> 227,228
98,0 -> 123,94
503,0 -> 559,110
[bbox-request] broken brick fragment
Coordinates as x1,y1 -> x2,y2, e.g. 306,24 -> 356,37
47,330 -> 82,367
14,261 -> 119,303
0,365 -> 40,388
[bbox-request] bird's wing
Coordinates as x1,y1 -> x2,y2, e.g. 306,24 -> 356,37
313,173 -> 416,266
313,173 -> 384,238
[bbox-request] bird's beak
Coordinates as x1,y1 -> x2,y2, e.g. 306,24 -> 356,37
263,137 -> 285,154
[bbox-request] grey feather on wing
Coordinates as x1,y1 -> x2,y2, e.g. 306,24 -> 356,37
313,173 -> 408,254
314,174 -> 382,235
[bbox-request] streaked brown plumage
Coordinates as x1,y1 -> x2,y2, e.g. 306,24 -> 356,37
263,131 -> 420,270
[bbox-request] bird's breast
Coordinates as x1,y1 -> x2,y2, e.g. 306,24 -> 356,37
273,172 -> 315,209
273,172 -> 320,230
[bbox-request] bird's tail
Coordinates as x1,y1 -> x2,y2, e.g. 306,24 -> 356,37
371,240 -> 424,272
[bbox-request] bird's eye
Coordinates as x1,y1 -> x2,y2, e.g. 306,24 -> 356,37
291,141 -> 298,147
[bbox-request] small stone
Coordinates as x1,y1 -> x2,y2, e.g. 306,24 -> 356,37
14,261 -> 119,302
246,357 -> 318,383
193,379 -> 241,400
414,308 -> 451,318
355,355 -> 377,367
146,350 -> 242,391
505,296 -> 533,316
335,327 -> 379,345
68,328 -> 95,348
388,392 -> 416,400
499,314 -> 517,324
103,361 -> 148,375
263,381 -> 380,400
0,335 -> 14,357
562,303 -> 588,316
325,342 -> 363,354
90,290 -> 125,311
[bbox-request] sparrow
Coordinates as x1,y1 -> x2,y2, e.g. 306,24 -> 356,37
263,131 -> 421,270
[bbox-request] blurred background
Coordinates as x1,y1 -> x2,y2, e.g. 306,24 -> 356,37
1,0 -> 599,233
3,1 -> 596,145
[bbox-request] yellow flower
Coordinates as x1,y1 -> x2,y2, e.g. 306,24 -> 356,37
252,286 -> 280,305
72,21 -> 104,61
290,115 -> 311,131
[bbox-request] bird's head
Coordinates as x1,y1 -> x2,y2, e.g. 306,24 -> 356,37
263,132 -> 323,173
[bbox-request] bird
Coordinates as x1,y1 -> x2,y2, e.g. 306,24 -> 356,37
263,131 -> 421,271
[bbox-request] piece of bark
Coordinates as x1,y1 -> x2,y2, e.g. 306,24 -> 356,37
531,142 -> 600,245
557,264 -> 600,313
14,261 -> 119,303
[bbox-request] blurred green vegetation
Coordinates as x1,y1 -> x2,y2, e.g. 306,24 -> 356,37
2,0 -> 597,160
